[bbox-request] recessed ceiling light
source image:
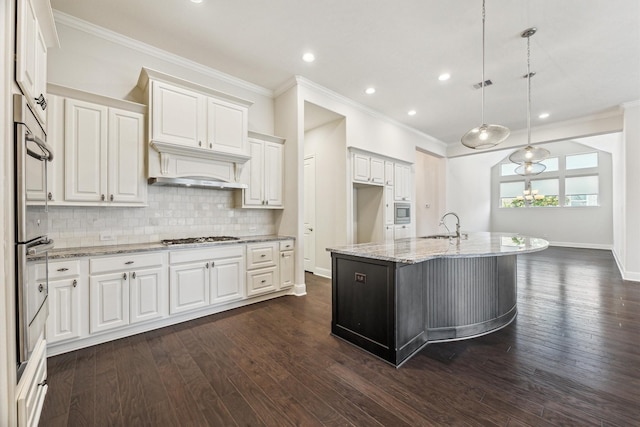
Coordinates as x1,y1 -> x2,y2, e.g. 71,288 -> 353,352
365,87 -> 376,95
438,73 -> 451,81
408,110 -> 417,116
538,112 -> 550,119
302,52 -> 315,63
190,0 -> 203,3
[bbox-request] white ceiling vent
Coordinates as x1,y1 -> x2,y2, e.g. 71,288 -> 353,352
473,79 -> 493,89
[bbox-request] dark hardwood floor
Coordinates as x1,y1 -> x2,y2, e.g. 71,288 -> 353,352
39,247 -> 640,426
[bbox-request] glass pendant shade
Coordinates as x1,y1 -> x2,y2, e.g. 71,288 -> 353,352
509,145 -> 550,164
461,123 -> 510,149
461,0 -> 509,149
515,162 -> 546,176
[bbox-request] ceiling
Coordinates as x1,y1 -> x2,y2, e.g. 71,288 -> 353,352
50,0 -> 640,145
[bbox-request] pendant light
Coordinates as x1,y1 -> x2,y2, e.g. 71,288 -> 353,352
509,27 -> 550,176
461,0 -> 510,149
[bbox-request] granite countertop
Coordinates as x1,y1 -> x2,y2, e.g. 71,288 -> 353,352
34,234 -> 295,261
326,232 -> 549,264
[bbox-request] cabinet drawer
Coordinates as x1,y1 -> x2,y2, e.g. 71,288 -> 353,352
246,242 -> 278,270
90,252 -> 164,274
246,266 -> 278,297
279,240 -> 294,252
35,259 -> 80,281
17,337 -> 48,427
169,245 -> 244,265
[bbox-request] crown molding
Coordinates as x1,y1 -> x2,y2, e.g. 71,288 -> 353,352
53,10 -> 273,98
621,100 -> 640,109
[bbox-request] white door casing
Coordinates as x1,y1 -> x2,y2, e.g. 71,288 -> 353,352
304,156 -> 316,272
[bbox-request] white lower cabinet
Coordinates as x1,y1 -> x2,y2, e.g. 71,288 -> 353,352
89,252 -> 166,334
16,336 -> 48,427
394,224 -> 412,239
279,240 -> 295,289
169,245 -> 245,314
246,241 -> 280,297
45,260 -> 83,344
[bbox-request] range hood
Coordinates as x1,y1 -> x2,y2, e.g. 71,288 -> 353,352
148,177 -> 247,190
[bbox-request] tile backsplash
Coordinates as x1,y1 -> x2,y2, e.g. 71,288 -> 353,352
48,186 -> 276,248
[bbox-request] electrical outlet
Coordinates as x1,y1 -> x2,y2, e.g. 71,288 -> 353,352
100,232 -> 114,241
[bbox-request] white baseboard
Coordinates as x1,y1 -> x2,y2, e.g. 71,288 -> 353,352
548,241 -> 613,251
292,282 -> 307,296
314,267 -> 332,279
612,249 -> 640,282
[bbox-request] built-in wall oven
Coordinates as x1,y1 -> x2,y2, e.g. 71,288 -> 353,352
14,94 -> 54,378
394,202 -> 411,225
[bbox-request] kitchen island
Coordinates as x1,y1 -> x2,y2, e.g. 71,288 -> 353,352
326,232 -> 548,367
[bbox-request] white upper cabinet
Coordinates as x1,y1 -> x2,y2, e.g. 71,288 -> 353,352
151,80 -> 206,148
206,98 -> 248,155
394,163 -> 412,201
15,0 -> 59,127
353,152 -> 384,185
384,161 -> 394,186
64,97 -> 146,206
238,132 -> 285,209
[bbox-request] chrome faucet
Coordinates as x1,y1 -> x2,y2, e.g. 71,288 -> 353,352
439,212 -> 461,238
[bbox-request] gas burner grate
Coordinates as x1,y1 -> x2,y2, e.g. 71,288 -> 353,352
161,236 -> 240,246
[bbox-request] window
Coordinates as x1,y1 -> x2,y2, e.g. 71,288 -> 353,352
500,181 -> 525,208
497,151 -> 600,209
566,152 -> 598,170
565,175 -> 599,206
530,178 -> 559,207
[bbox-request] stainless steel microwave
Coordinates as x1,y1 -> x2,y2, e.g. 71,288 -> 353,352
394,202 -> 411,224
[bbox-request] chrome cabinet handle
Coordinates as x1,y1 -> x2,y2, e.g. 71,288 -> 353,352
38,283 -> 44,292
57,268 -> 68,272
205,262 -> 209,269
110,194 -> 114,202
35,94 -> 47,110
261,254 -> 266,258
211,261 -> 215,268
48,192 -> 52,201
72,279 -> 77,288
125,261 -> 134,265
132,272 -> 136,279
198,141 -> 202,147
261,280 -> 266,283
38,379 -> 47,387
123,273 -> 127,280
101,194 -> 105,201
281,253 -> 285,258
209,142 -> 213,149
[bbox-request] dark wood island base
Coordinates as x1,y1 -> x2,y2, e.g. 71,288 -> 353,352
329,233 -> 548,367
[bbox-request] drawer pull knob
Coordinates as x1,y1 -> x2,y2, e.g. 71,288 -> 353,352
205,262 -> 209,269
123,273 -> 127,280
211,261 -> 215,267
38,379 -> 47,387
282,253 -> 285,258
132,272 -> 136,279
261,254 -> 266,258
261,280 -> 266,283
72,279 -> 77,288
57,268 -> 69,272
38,283 -> 44,292
48,192 -> 52,201
125,261 -> 134,265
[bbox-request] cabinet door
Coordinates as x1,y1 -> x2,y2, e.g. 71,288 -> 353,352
385,225 -> 395,242
280,251 -> 294,289
89,271 -> 129,334
207,98 -> 247,154
385,186 -> 394,225
353,154 -> 370,182
384,161 -> 394,186
395,224 -> 411,239
210,255 -> 245,305
130,267 -> 166,324
16,336 -> 48,427
65,99 -> 108,202
370,157 -> 385,185
264,141 -> 283,207
108,108 -> 145,204
246,266 -> 278,297
169,262 -> 209,314
33,25 -> 48,126
16,0 -> 38,109
394,164 -> 411,201
47,277 -> 81,344
244,139 -> 264,206
151,81 -> 205,147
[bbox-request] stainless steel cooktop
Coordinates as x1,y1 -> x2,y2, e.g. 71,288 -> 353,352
161,236 -> 240,246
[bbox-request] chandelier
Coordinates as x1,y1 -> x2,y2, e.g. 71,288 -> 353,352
509,27 -> 550,176
461,0 -> 510,149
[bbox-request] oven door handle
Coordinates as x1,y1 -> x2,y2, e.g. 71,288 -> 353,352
26,134 -> 54,162
26,239 -> 55,256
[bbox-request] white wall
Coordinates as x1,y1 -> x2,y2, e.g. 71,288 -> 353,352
619,102 -> 640,281
304,117 -> 347,275
490,140 -> 615,248
49,16 -> 275,135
